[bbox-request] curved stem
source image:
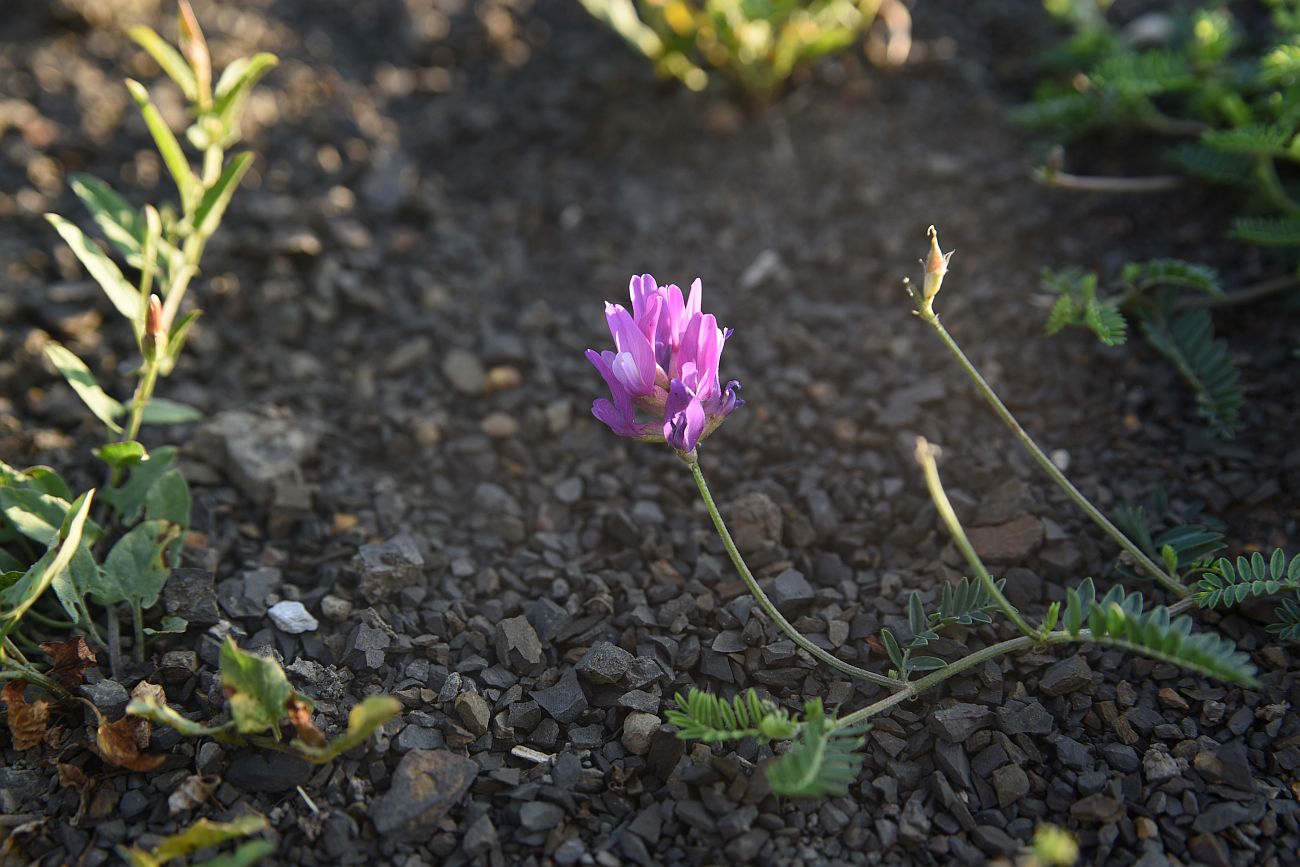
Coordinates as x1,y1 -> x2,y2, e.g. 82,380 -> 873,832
916,439 -> 1039,639
836,630 -> 1085,729
917,309 -> 1186,597
1175,272 -> 1300,310
1036,167 -> 1186,193
688,459 -> 904,690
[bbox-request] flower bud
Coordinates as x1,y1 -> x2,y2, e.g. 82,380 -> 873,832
142,294 -> 166,362
921,225 -> 953,309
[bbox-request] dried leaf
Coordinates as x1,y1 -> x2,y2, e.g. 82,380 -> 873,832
40,636 -> 97,689
56,762 -> 91,793
96,716 -> 165,772
286,696 -> 324,747
3,681 -> 51,751
167,773 -> 219,815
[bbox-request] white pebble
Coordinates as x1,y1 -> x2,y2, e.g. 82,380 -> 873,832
267,600 -> 318,634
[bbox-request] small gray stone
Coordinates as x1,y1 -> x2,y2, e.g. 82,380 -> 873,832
120,789 -> 150,820
1040,655 -> 1092,695
455,692 -> 491,736
1070,793 -> 1123,823
1192,800 -> 1265,834
353,533 -> 424,603
396,725 -> 445,752
532,669 -> 588,723
163,568 -> 221,625
621,712 -> 660,755
319,594 -> 353,622
80,679 -> 129,717
267,600 -> 318,634
992,764 -> 1029,808
930,703 -> 993,742
200,410 -> 319,505
997,700 -> 1053,735
443,349 -> 486,395
972,825 -> 1020,856
345,622 -> 390,669
226,750 -> 312,793
372,750 -> 477,837
729,492 -> 783,554
520,801 -> 565,831
1143,747 -> 1185,783
496,615 -> 544,673
463,814 -> 498,856
899,790 -> 931,842
576,642 -> 633,685
769,569 -> 814,613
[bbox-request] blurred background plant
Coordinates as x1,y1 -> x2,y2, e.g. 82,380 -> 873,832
1,1 -> 274,691
1016,0 -> 1300,438
1018,0 -> 1300,256
575,0 -> 911,101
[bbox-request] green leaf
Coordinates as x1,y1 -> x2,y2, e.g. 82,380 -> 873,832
22,466 -> 74,501
127,692 -> 233,738
95,519 -> 178,609
907,656 -> 948,672
43,343 -> 125,433
161,310 -> 202,375
1232,215 -> 1300,246
220,638 -> 295,735
68,174 -> 146,263
51,539 -> 97,623
44,215 -> 142,325
666,688 -> 791,743
127,25 -> 198,101
0,485 -> 67,543
144,615 -> 188,637
192,153 -> 254,237
765,699 -> 865,797
141,397 -> 204,425
126,79 -> 198,210
142,816 -> 269,864
144,469 -> 191,528
196,840 -> 276,867
1137,304 -> 1242,438
0,491 -> 94,640
212,53 -> 278,147
293,696 -> 402,763
101,446 -> 179,523
94,441 -> 148,472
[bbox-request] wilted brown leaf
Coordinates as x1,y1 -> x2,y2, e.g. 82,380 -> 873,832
40,636 -> 97,690
96,716 -> 165,772
3,681 -> 51,751
286,696 -> 325,747
56,762 -> 91,793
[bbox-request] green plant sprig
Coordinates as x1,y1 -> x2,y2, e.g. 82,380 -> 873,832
0,1 -> 279,676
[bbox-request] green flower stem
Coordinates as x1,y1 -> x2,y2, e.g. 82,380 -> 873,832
123,358 -> 160,445
835,630 -> 1086,730
22,609 -> 77,630
916,307 -> 1186,597
689,459 -> 904,690
915,438 -> 1039,639
130,600 -> 146,663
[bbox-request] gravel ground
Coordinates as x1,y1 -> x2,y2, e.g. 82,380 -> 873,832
1,0 -> 1298,865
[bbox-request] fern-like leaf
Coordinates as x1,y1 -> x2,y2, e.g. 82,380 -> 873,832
1137,305 -> 1243,437
1232,215 -> 1300,246
1112,500 -> 1226,583
1091,51 -> 1195,100
1045,293 -> 1081,336
1120,259 -> 1223,296
1267,594 -> 1300,640
765,699 -> 865,797
1063,582 -> 1258,686
1200,123 -> 1294,157
667,688 -> 797,743
1171,143 -> 1257,185
1084,298 -> 1128,345
1194,548 -> 1300,609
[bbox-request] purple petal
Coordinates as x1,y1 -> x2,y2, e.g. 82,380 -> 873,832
663,379 -> 706,452
605,304 -> 656,395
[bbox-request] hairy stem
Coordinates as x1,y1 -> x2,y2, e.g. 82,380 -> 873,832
835,630 -> 1086,729
1036,167 -> 1186,193
915,438 -> 1039,639
689,459 -> 904,690
916,308 -> 1186,596
123,359 -> 160,444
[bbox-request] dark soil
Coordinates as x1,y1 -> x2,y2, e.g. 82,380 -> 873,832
2,0 -> 1298,865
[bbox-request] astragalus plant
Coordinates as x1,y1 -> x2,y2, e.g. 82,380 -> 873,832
583,230 -> 1259,797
